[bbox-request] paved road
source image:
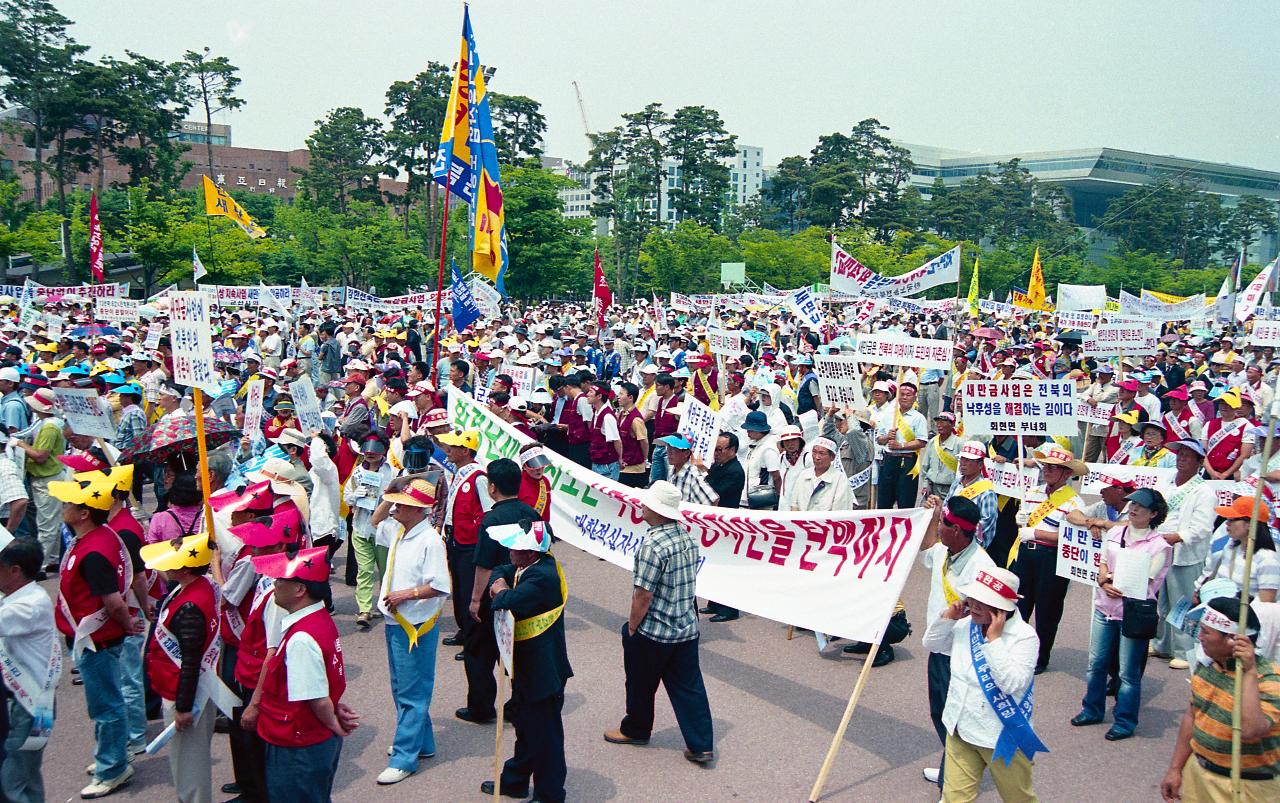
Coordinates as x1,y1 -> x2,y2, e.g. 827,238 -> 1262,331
43,543 -> 1186,802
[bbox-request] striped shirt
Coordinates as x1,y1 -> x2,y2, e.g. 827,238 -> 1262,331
1190,656 -> 1280,772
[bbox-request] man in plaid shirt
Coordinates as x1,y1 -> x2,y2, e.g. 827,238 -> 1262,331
603,480 -> 715,765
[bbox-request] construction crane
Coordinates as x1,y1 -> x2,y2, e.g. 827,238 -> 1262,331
571,81 -> 592,144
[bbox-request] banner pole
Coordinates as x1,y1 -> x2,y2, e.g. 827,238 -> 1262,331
493,651 -> 510,803
431,189 -> 453,377
807,639 -> 881,802
192,388 -> 216,539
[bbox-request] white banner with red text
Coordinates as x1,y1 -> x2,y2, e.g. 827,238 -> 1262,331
448,390 -> 931,643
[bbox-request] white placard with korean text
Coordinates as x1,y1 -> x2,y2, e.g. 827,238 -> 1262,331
169,292 -> 218,393
504,365 -> 539,399
96,298 -> 139,325
813,355 -> 868,408
243,380 -> 265,443
43,314 -> 62,341
959,380 -> 1078,436
851,333 -> 952,370
787,286 -> 825,329
495,611 -> 514,677
1080,463 -> 1176,496
1075,399 -> 1116,427
1082,323 -> 1160,357
289,376 -> 324,436
52,388 -> 117,439
1056,523 -> 1105,585
1251,321 -> 1280,348
143,327 -> 163,350
707,327 -> 743,358
677,396 -> 720,466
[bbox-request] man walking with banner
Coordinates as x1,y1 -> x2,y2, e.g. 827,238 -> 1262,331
923,567 -> 1046,802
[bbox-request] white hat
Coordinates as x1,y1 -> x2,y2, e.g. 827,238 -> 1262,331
958,440 -> 987,461
957,568 -> 1022,612
644,481 -> 683,520
811,436 -> 838,456
640,364 -> 659,375
0,367 -> 19,384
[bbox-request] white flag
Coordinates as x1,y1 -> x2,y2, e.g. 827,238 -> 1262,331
1236,258 -> 1277,323
192,248 -> 207,281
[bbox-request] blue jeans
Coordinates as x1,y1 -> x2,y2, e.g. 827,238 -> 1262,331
119,633 -> 148,748
1080,609 -> 1146,734
384,620 -> 440,771
76,642 -> 129,782
265,735 -> 343,803
649,444 -> 668,484
592,462 -> 621,481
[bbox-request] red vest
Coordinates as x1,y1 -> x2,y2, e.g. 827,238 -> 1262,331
234,581 -> 275,690
257,606 -> 346,748
145,576 -> 219,702
518,474 -> 552,522
449,464 -> 487,545
654,393 -> 681,438
1205,418 -> 1245,473
619,408 -> 646,467
56,526 -> 128,645
588,405 -> 619,465
219,549 -> 255,648
562,393 -> 589,445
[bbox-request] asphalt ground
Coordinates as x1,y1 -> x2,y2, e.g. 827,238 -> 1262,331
41,541 -> 1187,802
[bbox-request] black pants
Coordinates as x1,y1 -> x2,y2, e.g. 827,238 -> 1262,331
620,626 -> 713,753
463,608 -> 498,720
989,499 -> 1020,569
501,692 -> 566,803
229,698 -> 268,802
927,651 -> 950,789
448,541 -> 478,647
1012,542 -> 1070,668
876,454 -> 919,510
619,472 -> 648,489
705,601 -> 738,618
566,441 -> 590,468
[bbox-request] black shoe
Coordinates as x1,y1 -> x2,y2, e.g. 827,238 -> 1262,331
34,571 -> 47,581
871,646 -> 895,667
1106,679 -> 1119,697
442,633 -> 463,646
842,641 -> 872,655
1104,728 -> 1133,741
1034,663 -> 1048,675
479,781 -> 529,798
698,606 -> 715,615
454,650 -> 465,661
709,613 -> 739,623
455,707 -> 496,724
221,783 -> 241,794
214,715 -> 232,734
1070,714 -> 1103,727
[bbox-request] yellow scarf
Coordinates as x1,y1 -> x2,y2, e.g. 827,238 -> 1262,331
941,552 -> 960,606
384,528 -> 442,650
1007,484 -> 1077,567
1131,447 -> 1170,468
514,558 -> 567,642
932,437 -> 958,473
957,478 -> 994,500
689,370 -> 720,412
895,406 -> 921,478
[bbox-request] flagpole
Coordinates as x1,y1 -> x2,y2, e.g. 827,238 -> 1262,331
431,189 -> 453,373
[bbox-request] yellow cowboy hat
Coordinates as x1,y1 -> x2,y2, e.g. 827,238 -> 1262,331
437,429 -> 479,451
140,532 -> 213,571
48,478 -> 116,510
75,464 -> 134,494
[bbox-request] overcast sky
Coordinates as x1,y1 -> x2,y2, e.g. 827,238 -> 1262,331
56,0 -> 1280,172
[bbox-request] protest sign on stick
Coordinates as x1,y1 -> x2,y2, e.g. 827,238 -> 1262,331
289,377 -> 325,436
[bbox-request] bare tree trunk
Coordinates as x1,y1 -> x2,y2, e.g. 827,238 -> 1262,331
204,85 -> 215,178
95,123 -> 106,194
55,132 -> 73,278
31,117 -> 45,208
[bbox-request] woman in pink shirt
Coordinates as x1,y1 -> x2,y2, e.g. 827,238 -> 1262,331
1071,487 -> 1174,740
144,472 -> 205,545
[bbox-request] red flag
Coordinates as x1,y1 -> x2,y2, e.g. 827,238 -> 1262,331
592,249 -> 612,329
89,192 -> 104,284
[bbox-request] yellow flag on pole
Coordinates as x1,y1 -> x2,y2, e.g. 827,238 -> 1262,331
967,255 -> 980,318
202,176 -> 266,239
1027,246 -> 1045,308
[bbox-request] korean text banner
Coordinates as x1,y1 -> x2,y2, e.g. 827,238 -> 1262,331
813,355 -> 868,408
830,243 -> 960,299
1118,290 -> 1207,321
852,333 -> 953,370
1082,322 -> 1160,357
448,391 -> 930,644
959,380 -> 1078,436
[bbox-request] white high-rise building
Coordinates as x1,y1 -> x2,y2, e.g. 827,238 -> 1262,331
546,145 -> 765,229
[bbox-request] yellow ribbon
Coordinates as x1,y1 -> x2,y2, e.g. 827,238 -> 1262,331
1007,484 -> 1078,567
933,437 -> 958,473
957,479 -> 994,500
895,406 -> 921,478
687,370 -> 720,412
384,528 -> 442,651
513,558 -> 567,642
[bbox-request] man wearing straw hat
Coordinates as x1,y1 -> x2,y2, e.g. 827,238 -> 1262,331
1010,445 -> 1086,674
480,519 -> 572,802
51,475 -> 144,799
922,566 -> 1045,802
1159,596 -> 1280,802
140,531 -> 221,803
373,478 -> 450,786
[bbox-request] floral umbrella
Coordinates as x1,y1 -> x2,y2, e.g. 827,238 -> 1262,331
118,415 -> 241,464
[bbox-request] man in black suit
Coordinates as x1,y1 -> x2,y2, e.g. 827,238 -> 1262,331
482,520 -> 573,803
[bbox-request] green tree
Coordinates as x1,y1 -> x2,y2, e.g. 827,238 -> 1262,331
665,105 -> 737,230
499,165 -> 593,298
739,226 -> 829,289
180,47 -> 244,178
637,220 -> 739,294
758,155 -> 810,232
0,0 -> 86,207
385,64 -> 451,243
109,52 -> 191,193
296,107 -> 388,214
489,93 -> 547,165
1220,195 -> 1279,260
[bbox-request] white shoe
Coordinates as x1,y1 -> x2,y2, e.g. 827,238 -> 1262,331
922,767 -> 940,783
81,765 -> 135,798
1169,658 -> 1190,670
376,767 -> 414,785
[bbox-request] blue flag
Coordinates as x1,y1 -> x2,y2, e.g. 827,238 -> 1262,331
451,259 -> 482,332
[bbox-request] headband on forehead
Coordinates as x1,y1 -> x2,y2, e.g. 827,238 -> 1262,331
519,446 -> 550,467
1199,606 -> 1258,637
943,511 -> 977,533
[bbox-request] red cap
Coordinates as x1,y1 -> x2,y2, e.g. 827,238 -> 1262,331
58,453 -> 108,473
209,480 -> 275,514
252,545 -> 329,583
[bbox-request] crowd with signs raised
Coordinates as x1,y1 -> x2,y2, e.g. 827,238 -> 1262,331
0,278 -> 1277,803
